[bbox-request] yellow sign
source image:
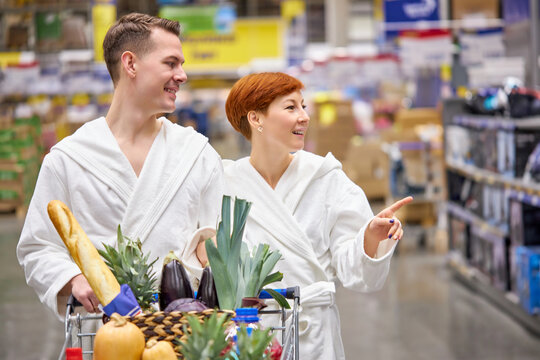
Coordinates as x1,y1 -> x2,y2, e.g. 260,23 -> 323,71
281,0 -> 306,22
374,0 -> 383,22
181,18 -> 284,72
319,103 -> 337,127
92,4 -> 116,62
0,52 -> 22,68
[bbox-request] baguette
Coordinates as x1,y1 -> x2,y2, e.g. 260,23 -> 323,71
47,200 -> 120,306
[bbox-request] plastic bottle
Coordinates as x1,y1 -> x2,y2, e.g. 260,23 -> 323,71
65,347 -> 83,360
232,307 -> 260,337
226,307 -> 262,357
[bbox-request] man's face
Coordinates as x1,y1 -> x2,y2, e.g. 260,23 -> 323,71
134,27 -> 187,115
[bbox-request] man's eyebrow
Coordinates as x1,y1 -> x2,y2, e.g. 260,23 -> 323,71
165,55 -> 185,64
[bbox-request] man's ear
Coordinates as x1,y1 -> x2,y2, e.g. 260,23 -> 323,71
247,110 -> 262,128
120,51 -> 136,79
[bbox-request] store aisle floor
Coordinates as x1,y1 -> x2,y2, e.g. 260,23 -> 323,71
2,214 -> 540,359
337,251 -> 540,360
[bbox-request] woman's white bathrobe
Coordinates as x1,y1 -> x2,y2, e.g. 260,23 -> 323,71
223,150 -> 397,360
17,117 -> 223,319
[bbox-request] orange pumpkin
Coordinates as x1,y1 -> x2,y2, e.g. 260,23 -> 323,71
93,313 -> 145,360
142,339 -> 177,360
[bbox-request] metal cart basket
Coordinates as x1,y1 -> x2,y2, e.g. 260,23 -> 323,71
59,286 -> 300,360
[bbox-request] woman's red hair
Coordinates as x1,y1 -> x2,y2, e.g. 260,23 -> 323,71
225,72 -> 304,139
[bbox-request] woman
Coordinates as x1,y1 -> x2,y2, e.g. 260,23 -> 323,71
223,72 -> 412,359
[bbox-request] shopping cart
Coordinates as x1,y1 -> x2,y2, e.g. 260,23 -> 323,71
59,286 -> 300,360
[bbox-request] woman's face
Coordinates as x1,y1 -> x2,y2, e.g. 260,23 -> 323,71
255,90 -> 309,153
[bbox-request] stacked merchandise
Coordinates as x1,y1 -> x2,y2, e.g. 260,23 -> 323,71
444,88 -> 540,317
381,108 -> 444,226
0,104 -> 42,214
0,0 -> 91,52
510,195 -> 540,315
304,97 -> 357,162
342,137 -> 390,201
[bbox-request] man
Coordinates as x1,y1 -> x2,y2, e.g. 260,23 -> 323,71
17,13 -> 222,318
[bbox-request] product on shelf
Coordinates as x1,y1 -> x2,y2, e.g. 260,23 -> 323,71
523,143 -> 540,183
470,224 -> 508,291
514,130 -> 540,179
509,198 -> 540,247
515,246 -> 540,315
497,129 -> 515,177
448,215 -> 470,260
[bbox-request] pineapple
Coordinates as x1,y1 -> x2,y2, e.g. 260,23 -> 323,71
98,225 -> 158,311
235,324 -> 276,360
177,312 -> 232,360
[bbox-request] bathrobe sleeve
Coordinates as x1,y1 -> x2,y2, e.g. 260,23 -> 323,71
181,146 -> 224,279
327,170 -> 396,292
16,153 -> 82,318
197,147 -> 224,229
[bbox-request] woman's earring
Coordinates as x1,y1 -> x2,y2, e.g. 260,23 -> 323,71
257,126 -> 263,133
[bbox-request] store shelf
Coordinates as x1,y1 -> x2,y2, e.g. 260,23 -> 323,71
446,201 -> 508,238
2,4 -> 90,13
452,114 -> 540,130
446,161 -> 540,196
379,18 -> 505,32
508,189 -> 540,208
448,255 -> 540,337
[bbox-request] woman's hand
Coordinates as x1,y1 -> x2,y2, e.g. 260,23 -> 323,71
364,196 -> 413,257
196,234 -> 217,267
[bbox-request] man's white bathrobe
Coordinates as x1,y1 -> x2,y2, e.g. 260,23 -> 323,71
224,150 -> 397,360
17,117 -> 223,319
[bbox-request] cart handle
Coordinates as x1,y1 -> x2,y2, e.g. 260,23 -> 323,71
191,286 -> 300,302
67,294 -> 83,313
259,287 -> 300,301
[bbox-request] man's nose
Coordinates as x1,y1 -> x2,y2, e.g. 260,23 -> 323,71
174,67 -> 187,84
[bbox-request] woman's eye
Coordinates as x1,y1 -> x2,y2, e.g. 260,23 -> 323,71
302,105 -> 307,109
286,106 -> 295,110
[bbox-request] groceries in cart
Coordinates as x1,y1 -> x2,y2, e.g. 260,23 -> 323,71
50,196 -> 299,359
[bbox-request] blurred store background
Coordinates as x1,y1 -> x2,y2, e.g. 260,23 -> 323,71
1,0 -> 540,359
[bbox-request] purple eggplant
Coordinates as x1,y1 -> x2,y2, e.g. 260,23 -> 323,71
159,251 -> 194,311
196,265 -> 219,308
164,298 -> 209,312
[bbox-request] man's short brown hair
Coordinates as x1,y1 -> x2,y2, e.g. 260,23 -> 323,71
103,13 -> 180,85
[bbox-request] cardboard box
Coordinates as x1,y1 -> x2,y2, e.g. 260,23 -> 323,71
394,108 -> 441,129
306,99 -> 357,161
394,200 -> 437,226
342,139 -> 390,200
452,0 -> 499,20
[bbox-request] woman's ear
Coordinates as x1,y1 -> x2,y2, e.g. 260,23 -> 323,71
247,110 -> 262,129
120,51 -> 136,79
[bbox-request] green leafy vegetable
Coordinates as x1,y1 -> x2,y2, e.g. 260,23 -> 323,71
206,196 -> 290,310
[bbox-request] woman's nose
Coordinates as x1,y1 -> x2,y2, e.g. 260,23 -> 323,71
299,110 -> 310,122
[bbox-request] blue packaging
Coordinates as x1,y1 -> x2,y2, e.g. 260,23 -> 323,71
515,246 -> 540,315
